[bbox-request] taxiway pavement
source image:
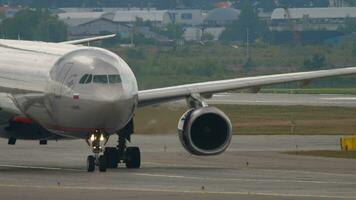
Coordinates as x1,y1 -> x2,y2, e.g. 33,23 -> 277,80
0,134 -> 355,200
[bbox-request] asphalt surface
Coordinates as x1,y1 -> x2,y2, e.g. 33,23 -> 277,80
208,93 -> 356,107
0,134 -> 356,200
2,91 -> 356,200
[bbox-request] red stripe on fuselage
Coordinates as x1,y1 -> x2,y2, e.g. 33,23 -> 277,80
12,116 -> 33,124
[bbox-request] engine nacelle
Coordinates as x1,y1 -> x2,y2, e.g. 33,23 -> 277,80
178,107 -> 232,155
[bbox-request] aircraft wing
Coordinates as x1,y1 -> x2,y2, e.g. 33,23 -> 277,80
138,67 -> 356,107
60,34 -> 116,45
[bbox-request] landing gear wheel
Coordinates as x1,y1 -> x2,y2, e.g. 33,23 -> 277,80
99,155 -> 107,172
125,147 -> 141,169
87,155 -> 95,172
104,147 -> 118,168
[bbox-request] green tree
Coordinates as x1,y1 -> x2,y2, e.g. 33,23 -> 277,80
160,23 -> 184,40
278,0 -> 328,7
219,0 -> 269,43
339,17 -> 356,34
345,0 -> 356,6
101,34 -> 121,47
201,32 -> 214,41
303,54 -> 326,70
1,9 -> 67,42
35,11 -> 68,42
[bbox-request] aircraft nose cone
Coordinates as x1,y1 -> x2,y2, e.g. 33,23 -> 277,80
95,86 -> 121,103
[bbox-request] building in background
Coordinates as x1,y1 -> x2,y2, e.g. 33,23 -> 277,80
57,7 -> 157,13
329,0 -> 347,7
204,7 -> 240,26
0,5 -> 19,18
215,1 -> 232,9
58,7 -> 272,42
58,9 -> 208,40
270,7 -> 356,31
59,12 -> 124,38
168,9 -> 205,26
183,27 -> 225,41
112,10 -> 172,27
58,10 -> 173,39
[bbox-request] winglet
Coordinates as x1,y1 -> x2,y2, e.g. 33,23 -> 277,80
60,34 -> 116,45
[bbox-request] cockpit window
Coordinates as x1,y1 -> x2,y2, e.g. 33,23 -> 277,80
80,74 -> 121,85
93,75 -> 108,84
108,75 -> 122,84
85,74 -> 93,84
79,74 -> 88,84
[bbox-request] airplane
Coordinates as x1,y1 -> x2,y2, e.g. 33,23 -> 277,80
0,34 -> 356,172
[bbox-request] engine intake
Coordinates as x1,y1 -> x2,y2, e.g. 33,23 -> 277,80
178,107 -> 232,155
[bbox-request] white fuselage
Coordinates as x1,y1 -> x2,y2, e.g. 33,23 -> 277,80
0,39 -> 138,139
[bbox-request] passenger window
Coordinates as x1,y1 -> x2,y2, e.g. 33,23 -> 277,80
85,74 -> 93,84
93,75 -> 108,84
108,75 -> 122,84
79,74 -> 88,84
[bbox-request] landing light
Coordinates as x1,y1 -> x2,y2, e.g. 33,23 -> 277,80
90,134 -> 95,142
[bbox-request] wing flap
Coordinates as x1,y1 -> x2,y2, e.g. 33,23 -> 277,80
138,67 -> 356,107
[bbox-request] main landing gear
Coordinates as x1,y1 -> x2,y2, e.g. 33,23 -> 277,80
86,128 -> 140,172
104,135 -> 141,170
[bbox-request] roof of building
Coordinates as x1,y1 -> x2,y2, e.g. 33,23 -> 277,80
59,10 -> 172,27
60,7 -> 157,13
112,10 -> 169,23
271,7 -> 356,20
167,9 -> 203,13
58,12 -> 108,27
204,8 -> 240,22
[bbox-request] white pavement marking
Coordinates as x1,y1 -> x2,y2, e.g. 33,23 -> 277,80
256,168 -> 356,178
0,183 -> 353,199
142,162 -> 224,169
134,172 -> 356,185
143,162 -> 356,178
321,97 -> 356,100
209,100 -> 277,103
0,164 -> 85,172
213,93 -> 234,97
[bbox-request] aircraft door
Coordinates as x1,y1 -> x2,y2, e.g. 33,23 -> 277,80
54,63 -> 73,98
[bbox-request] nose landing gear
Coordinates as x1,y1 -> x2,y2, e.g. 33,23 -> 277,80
86,120 -> 140,172
86,130 -> 108,172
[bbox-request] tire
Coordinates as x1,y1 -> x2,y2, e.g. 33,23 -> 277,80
125,147 -> 141,169
87,155 -> 95,172
98,155 -> 107,172
104,147 -> 118,168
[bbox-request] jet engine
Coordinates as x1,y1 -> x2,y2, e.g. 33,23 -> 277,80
178,107 -> 232,155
